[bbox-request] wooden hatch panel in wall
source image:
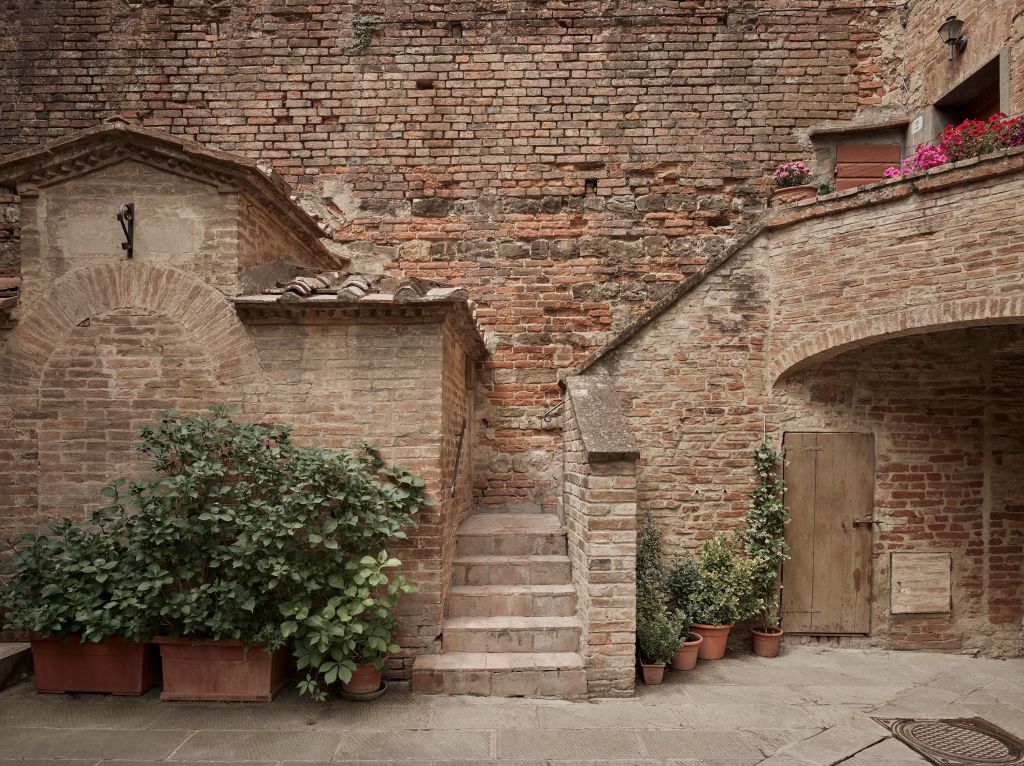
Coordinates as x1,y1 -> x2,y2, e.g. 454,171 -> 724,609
782,432 -> 874,634
834,144 -> 901,192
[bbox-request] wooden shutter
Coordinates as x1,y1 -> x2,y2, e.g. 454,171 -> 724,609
834,144 -> 901,191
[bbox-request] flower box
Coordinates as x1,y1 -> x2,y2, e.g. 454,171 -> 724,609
154,637 -> 287,702
31,635 -> 158,696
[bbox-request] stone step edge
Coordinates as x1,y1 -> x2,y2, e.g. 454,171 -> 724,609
448,583 -> 577,595
413,651 -> 584,672
454,554 -> 570,565
443,615 -> 581,631
457,515 -> 563,536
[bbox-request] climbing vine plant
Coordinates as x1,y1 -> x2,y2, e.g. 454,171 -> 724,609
346,16 -> 382,53
740,437 -> 790,629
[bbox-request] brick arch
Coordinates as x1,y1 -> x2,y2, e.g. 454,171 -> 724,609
772,296 -> 1024,383
0,261 -> 261,390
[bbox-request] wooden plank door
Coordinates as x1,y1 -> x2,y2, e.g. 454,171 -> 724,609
782,432 -> 874,634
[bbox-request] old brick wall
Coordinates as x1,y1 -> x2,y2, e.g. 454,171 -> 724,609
777,327 -> 1024,655
590,155 -> 1024,654
904,0 -> 1024,114
0,0 -> 905,512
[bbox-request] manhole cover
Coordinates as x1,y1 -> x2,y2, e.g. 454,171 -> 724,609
874,718 -> 1024,766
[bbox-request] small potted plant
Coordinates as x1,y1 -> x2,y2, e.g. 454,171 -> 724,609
688,537 -> 759,660
666,555 -> 702,671
770,161 -> 816,206
741,438 -> 790,658
637,597 -> 684,685
1,512 -> 158,696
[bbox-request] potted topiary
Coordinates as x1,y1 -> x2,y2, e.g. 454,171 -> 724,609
109,409 -> 425,702
1,511 -> 158,695
741,438 -> 790,658
666,554 -> 702,671
770,161 -> 816,206
688,537 -> 759,660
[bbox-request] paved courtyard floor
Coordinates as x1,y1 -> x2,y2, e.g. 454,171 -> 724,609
0,646 -> 1022,765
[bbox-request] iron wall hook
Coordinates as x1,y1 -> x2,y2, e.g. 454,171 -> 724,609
117,203 -> 134,258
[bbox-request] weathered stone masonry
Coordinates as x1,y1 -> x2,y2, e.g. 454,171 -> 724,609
0,0 -> 908,513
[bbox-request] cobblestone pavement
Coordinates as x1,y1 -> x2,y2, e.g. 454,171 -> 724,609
0,646 -> 1022,765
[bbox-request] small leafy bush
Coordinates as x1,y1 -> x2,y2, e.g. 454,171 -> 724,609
1,509 -> 153,643
636,595 -> 686,666
666,553 -> 699,636
688,537 -> 760,626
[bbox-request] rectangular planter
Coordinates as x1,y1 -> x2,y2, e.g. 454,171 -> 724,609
30,635 -> 159,696
154,637 -> 287,702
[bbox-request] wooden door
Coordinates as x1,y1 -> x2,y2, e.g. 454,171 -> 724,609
782,432 -> 874,634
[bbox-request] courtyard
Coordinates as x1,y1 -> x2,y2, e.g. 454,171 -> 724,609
0,646 -> 1021,765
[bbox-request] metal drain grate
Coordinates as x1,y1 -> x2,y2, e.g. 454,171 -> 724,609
874,718 -> 1024,766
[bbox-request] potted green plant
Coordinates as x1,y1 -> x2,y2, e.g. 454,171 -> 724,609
637,595 -> 684,685
688,537 -> 759,660
770,161 -> 816,206
1,512 -> 158,695
666,554 -> 702,670
741,438 -> 790,658
109,409 -> 425,702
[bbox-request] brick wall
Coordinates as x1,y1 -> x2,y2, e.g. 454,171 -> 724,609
777,327 -> 1024,655
589,154 -> 1024,655
0,0 -> 904,512
560,376 -> 638,695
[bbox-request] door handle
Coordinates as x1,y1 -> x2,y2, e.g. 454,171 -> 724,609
852,517 -> 879,527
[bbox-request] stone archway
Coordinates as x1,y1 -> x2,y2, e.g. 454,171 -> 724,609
772,296 -> 1024,384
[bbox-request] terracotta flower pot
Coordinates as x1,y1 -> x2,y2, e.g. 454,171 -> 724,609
341,662 -> 382,694
751,627 -> 784,658
690,623 -> 734,660
670,632 -> 703,671
770,184 -> 817,207
30,635 -> 159,696
154,637 -> 287,702
640,662 -> 666,685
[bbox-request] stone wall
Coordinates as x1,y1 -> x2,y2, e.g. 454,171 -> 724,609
0,0 -> 906,513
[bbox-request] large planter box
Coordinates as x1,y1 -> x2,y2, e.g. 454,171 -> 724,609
154,637 -> 287,702
30,635 -> 159,696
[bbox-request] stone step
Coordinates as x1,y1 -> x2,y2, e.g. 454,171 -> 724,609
412,651 -> 586,698
453,555 -> 572,586
446,584 -> 577,618
456,513 -> 566,556
472,503 -> 550,514
0,643 -> 32,691
442,615 -> 581,653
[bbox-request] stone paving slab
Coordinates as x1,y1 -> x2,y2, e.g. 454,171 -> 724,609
0,728 -> 190,760
0,647 -> 1021,764
335,731 -> 493,761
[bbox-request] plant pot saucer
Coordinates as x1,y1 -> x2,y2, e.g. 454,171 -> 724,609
337,679 -> 387,702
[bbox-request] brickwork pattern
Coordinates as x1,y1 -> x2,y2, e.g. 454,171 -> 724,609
560,389 -> 637,696
592,155 -> 1024,655
0,0 -> 903,513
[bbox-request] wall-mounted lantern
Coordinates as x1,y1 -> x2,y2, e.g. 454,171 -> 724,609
938,15 -> 967,61
116,202 -> 134,258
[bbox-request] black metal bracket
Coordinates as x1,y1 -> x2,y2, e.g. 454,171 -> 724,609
116,203 -> 134,258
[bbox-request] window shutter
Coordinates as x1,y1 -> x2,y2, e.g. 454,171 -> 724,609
834,144 -> 901,191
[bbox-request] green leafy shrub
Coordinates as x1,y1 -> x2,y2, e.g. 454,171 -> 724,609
1,509 -> 152,643
97,408 -> 427,699
689,537 -> 760,626
666,553 -> 699,636
637,596 -> 686,665
740,438 -> 790,629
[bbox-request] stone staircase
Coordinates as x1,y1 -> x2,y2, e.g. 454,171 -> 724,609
411,512 -> 587,698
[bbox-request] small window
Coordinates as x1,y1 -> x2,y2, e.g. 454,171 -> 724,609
935,54 -> 1005,124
